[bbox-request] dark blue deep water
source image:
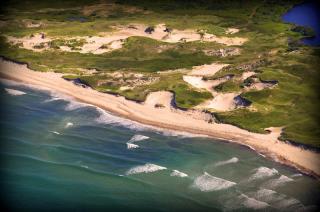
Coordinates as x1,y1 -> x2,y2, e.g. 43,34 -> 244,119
1,80 -> 320,211
282,1 -> 320,46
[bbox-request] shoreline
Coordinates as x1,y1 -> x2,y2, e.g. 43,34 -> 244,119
0,57 -> 319,178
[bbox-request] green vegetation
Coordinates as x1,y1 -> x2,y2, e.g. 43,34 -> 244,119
214,79 -> 242,93
0,0 -> 319,148
49,39 -> 87,50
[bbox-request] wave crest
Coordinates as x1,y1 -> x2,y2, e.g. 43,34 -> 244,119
214,157 -> 239,167
65,101 -> 89,111
170,170 -> 188,178
5,88 -> 26,96
248,167 -> 278,181
239,194 -> 269,210
128,134 -> 149,143
127,143 -> 139,149
192,172 -> 236,192
50,131 -> 61,135
126,163 -> 167,175
126,134 -> 149,149
263,175 -> 294,189
65,122 -> 74,128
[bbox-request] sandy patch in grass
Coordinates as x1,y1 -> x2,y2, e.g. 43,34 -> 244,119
202,33 -> 246,46
265,127 -> 283,141
241,71 -> 256,80
188,63 -> 229,76
226,28 -> 240,34
80,35 -> 127,54
197,93 -> 238,111
182,63 -> 237,111
246,82 -> 276,91
23,20 -> 42,28
183,75 -> 226,94
7,33 -> 51,52
144,90 -> 213,122
144,91 -> 174,109
204,48 -> 241,57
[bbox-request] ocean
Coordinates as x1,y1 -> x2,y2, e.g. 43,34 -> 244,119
0,80 -> 319,211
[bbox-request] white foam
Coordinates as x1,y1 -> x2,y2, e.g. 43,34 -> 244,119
160,130 -> 208,138
264,175 -> 294,188
65,101 -> 89,111
1,79 -> 223,139
291,173 -> 303,178
1,80 -> 208,138
43,97 -> 62,103
5,88 -> 26,96
248,167 -> 278,181
214,157 -> 239,167
43,92 -> 64,103
170,170 -> 188,178
50,131 -> 60,135
81,165 -> 89,169
65,122 -> 74,128
275,198 -> 302,209
127,143 -> 139,149
239,194 -> 269,210
126,163 -> 167,175
95,107 -> 150,131
128,134 -> 149,143
43,91 -> 89,111
126,134 -> 149,149
252,189 -> 286,204
95,107 -> 207,137
192,172 -> 236,192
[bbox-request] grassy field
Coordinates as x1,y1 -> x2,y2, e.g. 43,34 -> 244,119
0,0 -> 319,148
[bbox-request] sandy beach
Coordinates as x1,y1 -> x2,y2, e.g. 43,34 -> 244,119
0,58 -> 319,177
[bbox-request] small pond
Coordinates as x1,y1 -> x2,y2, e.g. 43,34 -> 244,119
282,1 -> 320,46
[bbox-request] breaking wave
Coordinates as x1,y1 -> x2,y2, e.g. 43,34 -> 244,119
160,130 -> 208,138
214,157 -> 239,167
95,107 -> 207,138
5,88 -> 26,96
239,194 -> 269,210
65,122 -> 74,128
192,172 -> 236,192
263,175 -> 294,189
126,134 -> 149,149
128,134 -> 149,143
65,101 -> 89,111
50,131 -> 61,135
43,96 -> 63,103
291,173 -> 303,178
274,198 -> 303,210
170,170 -> 188,178
126,163 -> 167,175
127,143 -> 139,149
248,167 -> 278,181
254,189 -> 282,203
95,107 -> 151,131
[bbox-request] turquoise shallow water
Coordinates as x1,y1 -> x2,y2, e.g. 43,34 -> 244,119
0,80 -> 319,211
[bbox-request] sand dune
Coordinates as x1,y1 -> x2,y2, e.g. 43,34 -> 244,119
7,24 -> 248,54
198,93 -> 238,111
144,91 -> 174,109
